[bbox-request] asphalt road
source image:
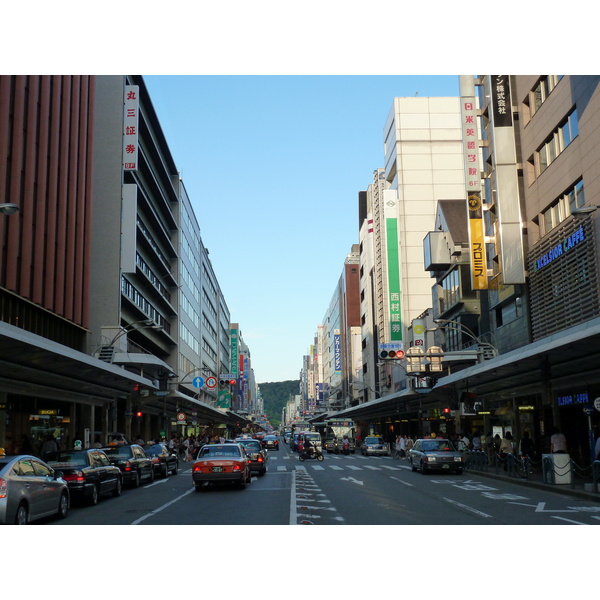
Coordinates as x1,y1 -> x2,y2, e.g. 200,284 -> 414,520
46,442 -> 600,526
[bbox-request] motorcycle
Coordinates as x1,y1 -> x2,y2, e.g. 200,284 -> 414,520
298,447 -> 324,461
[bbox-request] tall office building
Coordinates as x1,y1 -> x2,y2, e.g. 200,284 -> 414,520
380,97 -> 465,390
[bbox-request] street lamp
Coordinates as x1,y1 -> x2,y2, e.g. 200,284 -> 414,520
352,381 -> 383,399
431,318 -> 498,361
0,203 -> 19,216
571,205 -> 599,216
102,319 -> 163,348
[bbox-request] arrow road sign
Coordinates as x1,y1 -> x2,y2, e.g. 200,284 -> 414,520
192,376 -> 204,388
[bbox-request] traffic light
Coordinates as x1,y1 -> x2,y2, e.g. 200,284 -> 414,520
135,410 -> 142,423
443,407 -> 451,415
219,378 -> 236,386
379,349 -> 405,360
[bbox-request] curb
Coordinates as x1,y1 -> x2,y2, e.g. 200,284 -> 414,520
466,469 -> 600,503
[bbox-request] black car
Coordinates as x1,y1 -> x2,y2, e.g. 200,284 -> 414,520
235,438 -> 268,476
101,444 -> 155,487
45,449 -> 122,505
261,435 -> 279,451
144,443 -> 179,478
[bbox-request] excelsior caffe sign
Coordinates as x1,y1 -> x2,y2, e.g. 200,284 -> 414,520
532,225 -> 585,272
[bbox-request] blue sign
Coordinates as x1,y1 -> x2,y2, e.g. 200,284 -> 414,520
192,377 -> 204,388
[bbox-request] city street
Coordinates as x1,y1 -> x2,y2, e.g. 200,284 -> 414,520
46,443 -> 600,526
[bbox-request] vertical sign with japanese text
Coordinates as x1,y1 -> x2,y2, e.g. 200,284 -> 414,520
123,85 -> 139,171
386,217 -> 402,340
459,76 -> 488,290
334,331 -> 342,373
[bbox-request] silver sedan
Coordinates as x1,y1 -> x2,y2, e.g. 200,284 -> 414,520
0,454 -> 69,524
408,439 -> 464,474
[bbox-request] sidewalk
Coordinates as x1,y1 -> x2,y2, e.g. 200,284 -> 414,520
462,457 -> 600,503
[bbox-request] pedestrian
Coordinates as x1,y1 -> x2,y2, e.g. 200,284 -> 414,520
471,431 -> 481,451
41,434 -> 59,457
520,431 -> 534,459
499,431 -> 514,471
91,436 -> 103,448
135,434 -> 145,446
550,428 -> 568,453
399,435 -> 407,458
405,436 -> 414,453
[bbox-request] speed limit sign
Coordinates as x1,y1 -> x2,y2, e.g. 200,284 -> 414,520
205,376 -> 217,389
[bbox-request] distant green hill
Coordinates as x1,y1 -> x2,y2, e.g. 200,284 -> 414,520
259,380 -> 300,428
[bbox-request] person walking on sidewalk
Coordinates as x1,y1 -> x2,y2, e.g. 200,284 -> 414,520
550,428 -> 568,454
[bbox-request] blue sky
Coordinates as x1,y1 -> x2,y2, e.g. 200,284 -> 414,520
144,75 -> 461,382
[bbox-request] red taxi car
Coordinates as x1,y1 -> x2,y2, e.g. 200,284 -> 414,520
192,443 -> 251,492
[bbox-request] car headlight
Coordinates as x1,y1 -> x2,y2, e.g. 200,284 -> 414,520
454,456 -> 463,462
427,456 -> 436,462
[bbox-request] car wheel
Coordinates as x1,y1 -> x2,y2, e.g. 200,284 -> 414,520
148,468 -> 155,483
238,475 -> 247,489
411,459 -> 417,472
172,462 -> 178,475
57,492 -> 69,519
132,471 -> 140,488
317,454 -> 324,461
194,484 -> 202,493
15,502 -> 28,525
420,461 -> 427,474
90,484 -> 100,505
456,468 -> 463,475
162,464 -> 169,478
259,468 -> 266,477
112,476 -> 123,497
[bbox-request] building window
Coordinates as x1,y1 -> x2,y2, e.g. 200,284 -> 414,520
535,108 -> 579,176
540,179 -> 585,235
523,76 -> 563,123
531,76 -> 562,114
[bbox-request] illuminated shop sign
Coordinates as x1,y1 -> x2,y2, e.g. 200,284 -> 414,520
533,226 -> 585,272
556,392 -> 589,406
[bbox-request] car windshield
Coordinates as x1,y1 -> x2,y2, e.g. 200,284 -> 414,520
102,447 -> 133,459
45,452 -> 88,468
238,441 -> 261,451
422,441 -> 454,452
199,446 -> 241,458
366,437 -> 382,444
144,445 -> 165,455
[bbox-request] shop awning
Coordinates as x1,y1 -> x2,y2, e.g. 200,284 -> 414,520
0,321 -> 158,405
430,315 -> 600,400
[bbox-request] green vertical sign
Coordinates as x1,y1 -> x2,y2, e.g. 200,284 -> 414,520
386,218 -> 402,341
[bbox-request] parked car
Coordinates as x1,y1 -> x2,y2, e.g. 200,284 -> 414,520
408,438 -> 464,474
101,444 -> 155,487
44,449 -> 122,505
192,443 -> 251,491
144,443 -> 179,478
360,436 -> 389,456
235,438 -> 268,476
0,453 -> 70,524
261,435 -> 279,451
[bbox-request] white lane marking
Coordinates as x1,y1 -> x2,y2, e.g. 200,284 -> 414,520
390,476 -> 413,486
131,488 -> 195,525
551,516 -> 588,525
289,470 -> 298,525
443,497 -> 492,518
